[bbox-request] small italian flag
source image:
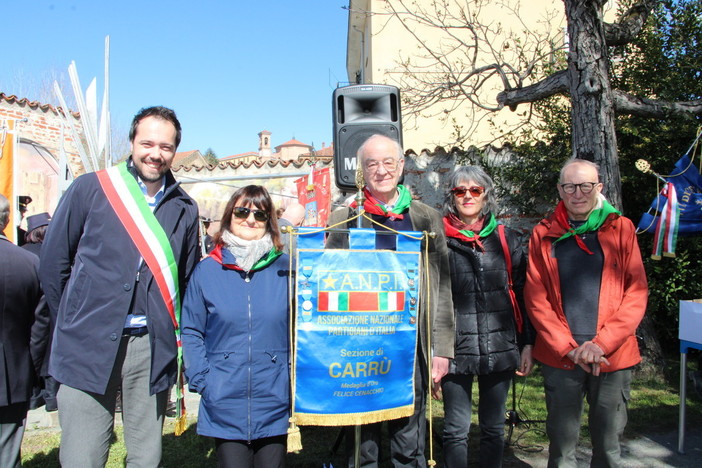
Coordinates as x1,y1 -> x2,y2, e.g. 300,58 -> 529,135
318,291 -> 405,312
651,182 -> 679,260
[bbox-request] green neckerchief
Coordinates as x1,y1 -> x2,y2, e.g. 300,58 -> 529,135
459,212 -> 498,239
376,184 -> 412,215
251,248 -> 283,271
555,198 -> 621,244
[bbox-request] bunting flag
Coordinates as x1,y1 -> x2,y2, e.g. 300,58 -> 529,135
651,182 -> 680,260
0,120 -> 16,242
292,228 -> 422,426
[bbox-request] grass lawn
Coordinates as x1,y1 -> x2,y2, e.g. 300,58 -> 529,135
21,360 -> 702,467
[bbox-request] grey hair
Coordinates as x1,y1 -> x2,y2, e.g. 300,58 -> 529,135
443,165 -> 497,217
559,158 -> 600,183
0,193 -> 9,231
356,134 -> 404,163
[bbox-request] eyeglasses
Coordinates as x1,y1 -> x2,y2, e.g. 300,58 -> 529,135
233,206 -> 270,222
560,182 -> 599,194
364,158 -> 400,173
451,186 -> 485,198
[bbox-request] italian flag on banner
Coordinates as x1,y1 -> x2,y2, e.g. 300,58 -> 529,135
318,291 -> 405,312
0,120 -> 16,242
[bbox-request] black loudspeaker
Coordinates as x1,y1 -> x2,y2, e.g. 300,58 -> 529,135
332,84 -> 402,191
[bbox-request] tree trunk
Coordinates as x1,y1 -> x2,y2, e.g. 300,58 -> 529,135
635,313 -> 667,379
565,1 -> 664,374
565,0 -> 623,210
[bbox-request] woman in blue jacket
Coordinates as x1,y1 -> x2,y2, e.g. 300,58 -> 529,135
182,185 -> 290,468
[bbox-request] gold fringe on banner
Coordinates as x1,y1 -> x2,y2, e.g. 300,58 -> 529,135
294,404 -> 415,427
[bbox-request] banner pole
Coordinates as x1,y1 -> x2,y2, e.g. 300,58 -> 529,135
353,152 -> 366,467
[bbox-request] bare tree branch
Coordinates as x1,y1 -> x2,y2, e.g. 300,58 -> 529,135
604,0 -> 659,46
613,90 -> 702,117
377,0 -> 702,157
380,0 -> 564,143
497,70 -> 570,110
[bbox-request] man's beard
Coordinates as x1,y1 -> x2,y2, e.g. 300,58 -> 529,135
135,160 -> 166,183
137,169 -> 163,183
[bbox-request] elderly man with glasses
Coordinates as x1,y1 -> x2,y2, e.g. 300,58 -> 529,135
525,158 -> 648,467
326,134 -> 455,468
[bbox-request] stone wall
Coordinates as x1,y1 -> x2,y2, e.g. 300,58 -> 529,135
403,146 -> 541,236
174,146 -> 542,236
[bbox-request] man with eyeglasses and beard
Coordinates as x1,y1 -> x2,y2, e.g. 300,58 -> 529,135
525,158 -> 648,468
326,134 -> 455,467
40,106 -> 200,467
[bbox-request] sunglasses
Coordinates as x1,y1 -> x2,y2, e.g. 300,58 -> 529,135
233,206 -> 270,222
451,186 -> 485,197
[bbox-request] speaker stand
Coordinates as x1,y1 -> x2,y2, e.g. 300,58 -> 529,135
504,376 -> 545,446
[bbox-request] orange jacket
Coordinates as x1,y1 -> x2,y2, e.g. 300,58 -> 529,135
525,213 -> 648,371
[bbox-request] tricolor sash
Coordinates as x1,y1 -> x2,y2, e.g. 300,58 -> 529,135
96,162 -> 187,434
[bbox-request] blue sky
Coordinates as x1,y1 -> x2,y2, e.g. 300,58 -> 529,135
1,1 -> 349,158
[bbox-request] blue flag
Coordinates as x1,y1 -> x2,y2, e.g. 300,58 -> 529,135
638,155 -> 702,235
292,228 -> 422,426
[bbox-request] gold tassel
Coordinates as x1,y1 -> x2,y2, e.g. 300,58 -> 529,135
175,412 -> 187,436
287,418 -> 302,453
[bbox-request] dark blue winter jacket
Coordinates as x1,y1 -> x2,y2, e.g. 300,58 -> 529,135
182,245 -> 290,441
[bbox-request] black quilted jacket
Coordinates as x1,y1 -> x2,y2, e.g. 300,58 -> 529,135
447,225 -> 535,375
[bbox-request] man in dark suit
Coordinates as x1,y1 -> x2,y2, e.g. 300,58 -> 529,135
21,211 -> 57,412
0,193 -> 47,468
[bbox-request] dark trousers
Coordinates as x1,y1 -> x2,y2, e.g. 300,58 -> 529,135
541,364 -> 631,468
215,435 -> 286,468
441,371 -> 513,468
347,359 -> 428,468
0,401 -> 29,468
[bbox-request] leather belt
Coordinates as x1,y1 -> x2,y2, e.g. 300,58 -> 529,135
122,326 -> 148,337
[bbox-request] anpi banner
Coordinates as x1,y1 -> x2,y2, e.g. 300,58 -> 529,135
292,228 -> 422,426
